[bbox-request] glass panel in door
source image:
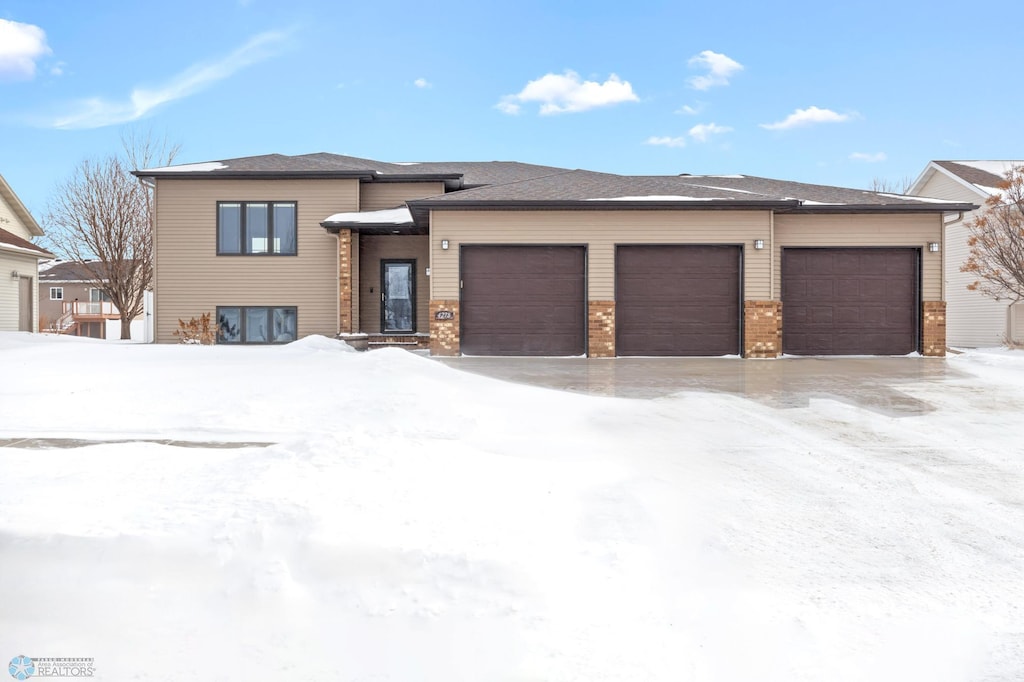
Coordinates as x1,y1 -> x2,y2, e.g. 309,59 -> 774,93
382,261 -> 415,333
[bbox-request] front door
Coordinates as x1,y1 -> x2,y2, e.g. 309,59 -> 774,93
381,260 -> 415,333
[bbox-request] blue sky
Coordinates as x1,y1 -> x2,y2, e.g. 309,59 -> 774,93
2,0 -> 1023,217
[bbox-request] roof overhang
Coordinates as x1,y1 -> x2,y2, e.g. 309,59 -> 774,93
777,202 -> 978,214
0,242 -> 54,260
0,174 -> 43,237
907,162 -> 991,199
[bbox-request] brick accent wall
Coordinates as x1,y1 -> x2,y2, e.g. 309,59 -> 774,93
337,229 -> 352,334
588,300 -> 615,358
744,300 -> 782,358
922,301 -> 946,357
429,299 -> 460,356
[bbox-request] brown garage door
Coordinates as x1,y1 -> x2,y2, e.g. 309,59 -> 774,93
782,248 -> 919,355
616,245 -> 741,356
461,245 -> 586,356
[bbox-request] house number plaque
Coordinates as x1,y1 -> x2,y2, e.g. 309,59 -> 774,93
434,310 -> 454,320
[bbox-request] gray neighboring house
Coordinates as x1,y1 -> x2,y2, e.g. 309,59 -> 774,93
0,174 -> 53,332
136,153 -> 976,358
909,161 -> 1024,347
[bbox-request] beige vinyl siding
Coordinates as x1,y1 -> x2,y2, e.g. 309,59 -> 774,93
359,182 -> 445,211
772,214 -> 943,301
358,235 -> 430,333
430,210 -> 771,300
0,251 -> 37,331
0,193 -> 34,241
153,178 -> 358,343
911,170 -> 1005,346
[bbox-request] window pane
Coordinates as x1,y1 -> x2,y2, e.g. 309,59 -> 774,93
245,308 -> 269,342
50,288 -> 63,300
273,308 -> 297,342
273,204 -> 296,254
247,204 -> 268,254
219,204 -> 241,253
217,308 -> 241,342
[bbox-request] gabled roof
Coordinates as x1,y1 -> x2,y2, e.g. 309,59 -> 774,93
409,169 -> 975,213
38,260 -> 105,282
0,173 -> 44,237
135,152 -> 569,190
909,160 -> 1024,198
0,226 -> 53,259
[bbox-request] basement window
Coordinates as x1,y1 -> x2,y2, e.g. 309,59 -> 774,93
216,306 -> 297,344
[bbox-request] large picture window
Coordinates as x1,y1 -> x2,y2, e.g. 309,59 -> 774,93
217,201 -> 297,255
216,306 -> 297,344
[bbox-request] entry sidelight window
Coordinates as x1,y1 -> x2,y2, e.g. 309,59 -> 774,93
217,201 -> 297,255
217,306 -> 297,343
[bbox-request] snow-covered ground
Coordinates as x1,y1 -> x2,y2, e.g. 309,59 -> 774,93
1,332 -> 1023,681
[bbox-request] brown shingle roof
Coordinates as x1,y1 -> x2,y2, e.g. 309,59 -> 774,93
933,161 -> 1007,189
0,226 -> 53,258
409,169 -> 974,211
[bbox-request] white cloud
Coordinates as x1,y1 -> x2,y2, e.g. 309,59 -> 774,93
497,70 -> 639,115
676,103 -> 701,115
687,50 -> 743,90
50,30 -> 291,129
849,151 -> 887,163
50,61 -> 65,76
414,77 -> 431,89
0,19 -> 52,82
760,106 -> 853,131
688,122 -> 732,142
645,136 -> 687,148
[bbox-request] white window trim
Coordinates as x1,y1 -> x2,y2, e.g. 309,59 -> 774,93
49,287 -> 63,301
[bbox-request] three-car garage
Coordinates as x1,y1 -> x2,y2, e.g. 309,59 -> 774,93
456,243 -> 923,358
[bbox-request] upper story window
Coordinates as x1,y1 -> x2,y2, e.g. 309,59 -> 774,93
217,201 -> 297,255
49,287 -> 63,300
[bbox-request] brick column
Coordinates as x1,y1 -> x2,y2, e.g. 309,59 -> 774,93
744,300 -> 782,358
922,301 -> 946,357
588,301 -> 615,358
429,300 -> 460,356
337,229 -> 352,334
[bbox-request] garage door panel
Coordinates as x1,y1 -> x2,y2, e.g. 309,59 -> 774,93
783,248 -> 918,355
461,245 -> 585,356
616,245 -> 741,356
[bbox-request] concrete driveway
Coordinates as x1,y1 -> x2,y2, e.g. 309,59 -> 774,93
435,356 -> 972,417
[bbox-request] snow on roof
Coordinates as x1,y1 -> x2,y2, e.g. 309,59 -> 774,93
952,160 -> 1024,175
876,193 -> 963,204
141,161 -> 228,173
323,207 -> 413,224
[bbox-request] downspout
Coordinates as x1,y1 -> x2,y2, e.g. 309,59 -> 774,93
769,210 -> 775,300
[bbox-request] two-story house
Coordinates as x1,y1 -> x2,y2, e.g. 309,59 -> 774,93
136,154 -> 974,357
0,174 -> 53,333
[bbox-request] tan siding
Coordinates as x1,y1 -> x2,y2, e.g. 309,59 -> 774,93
1010,303 -> 1024,345
429,210 -> 771,300
358,235 -> 430,333
360,182 -> 445,211
772,214 -> 943,300
153,178 -> 358,342
38,282 -> 90,326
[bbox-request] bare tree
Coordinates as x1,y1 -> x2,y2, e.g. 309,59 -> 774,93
870,176 -> 914,194
45,132 -> 179,339
962,165 -> 1024,303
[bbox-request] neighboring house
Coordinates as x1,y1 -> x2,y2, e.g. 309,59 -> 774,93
135,154 -> 975,358
37,260 -> 151,340
0,174 -> 53,333
909,161 -> 1024,347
